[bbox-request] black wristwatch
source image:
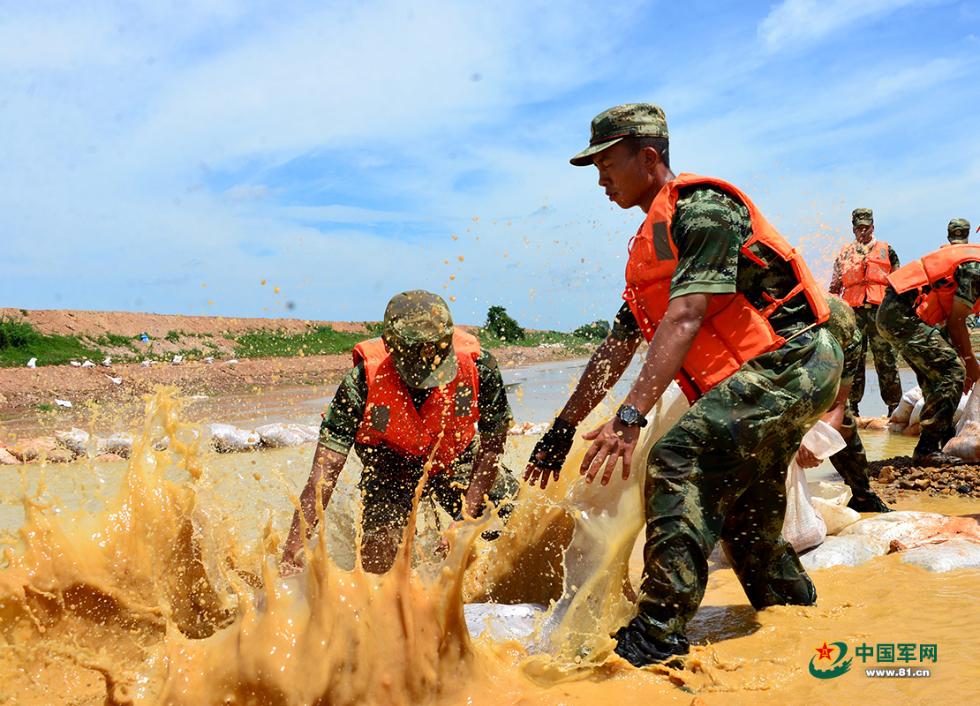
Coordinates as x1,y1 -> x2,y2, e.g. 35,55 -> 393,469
616,403 -> 648,428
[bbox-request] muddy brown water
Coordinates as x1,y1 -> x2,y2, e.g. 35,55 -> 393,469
0,366 -> 976,705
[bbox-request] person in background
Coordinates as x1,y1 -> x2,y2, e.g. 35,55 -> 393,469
946,218 -> 971,245
828,208 -> 902,416
877,245 -> 980,465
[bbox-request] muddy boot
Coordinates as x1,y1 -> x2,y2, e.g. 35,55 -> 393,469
911,450 -> 969,467
613,617 -> 689,668
847,493 -> 892,513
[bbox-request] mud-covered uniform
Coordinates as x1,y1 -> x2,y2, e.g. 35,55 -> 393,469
612,185 -> 842,653
877,260 -> 980,455
829,241 -> 902,414
320,350 -> 514,535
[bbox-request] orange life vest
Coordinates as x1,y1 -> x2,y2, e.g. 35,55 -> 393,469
623,173 -> 830,403
837,240 -> 892,306
886,244 -> 980,326
352,329 -> 481,474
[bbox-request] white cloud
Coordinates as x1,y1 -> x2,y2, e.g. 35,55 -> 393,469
759,0 -> 928,52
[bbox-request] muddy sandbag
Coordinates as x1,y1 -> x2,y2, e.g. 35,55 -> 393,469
800,535 -> 890,569
464,603 -> 544,642
839,511 -> 980,549
101,433 -> 134,458
900,538 -> 980,572
809,481 -> 860,535
943,421 -> 980,462
209,424 -> 260,453
55,428 -> 90,457
908,397 -> 926,427
890,386 -> 922,425
956,386 -> 980,434
953,392 -> 969,424
255,423 -> 319,447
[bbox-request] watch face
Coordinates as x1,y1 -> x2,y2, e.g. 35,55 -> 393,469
618,405 -> 639,425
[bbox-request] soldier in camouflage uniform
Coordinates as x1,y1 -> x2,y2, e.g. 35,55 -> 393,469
947,218 -> 971,245
829,208 -> 903,415
877,255 -> 980,464
524,104 -> 842,667
796,296 -> 890,513
281,291 -> 516,574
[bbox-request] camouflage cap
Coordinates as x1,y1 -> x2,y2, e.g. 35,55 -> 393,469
382,290 -> 457,389
825,295 -> 857,351
852,208 -> 873,226
570,103 -> 668,167
948,218 -> 971,242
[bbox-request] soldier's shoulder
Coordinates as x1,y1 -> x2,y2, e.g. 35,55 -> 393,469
674,185 -> 749,233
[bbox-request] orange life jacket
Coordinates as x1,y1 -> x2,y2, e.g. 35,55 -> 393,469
352,329 -> 481,474
623,173 -> 830,403
886,244 -> 980,326
837,240 -> 892,306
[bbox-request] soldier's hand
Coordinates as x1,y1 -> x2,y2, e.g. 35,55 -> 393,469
524,417 -> 576,489
795,444 -> 820,469
580,419 -> 640,486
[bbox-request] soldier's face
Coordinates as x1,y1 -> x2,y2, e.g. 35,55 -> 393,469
593,142 -> 655,210
853,224 -> 874,243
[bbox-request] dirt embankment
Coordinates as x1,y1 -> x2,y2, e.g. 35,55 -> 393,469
0,309 -> 590,422
0,308 -> 371,338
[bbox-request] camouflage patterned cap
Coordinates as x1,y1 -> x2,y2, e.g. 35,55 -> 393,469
382,290 -> 457,389
825,295 -> 857,351
852,208 -> 873,226
570,103 -> 669,167
948,218 -> 971,242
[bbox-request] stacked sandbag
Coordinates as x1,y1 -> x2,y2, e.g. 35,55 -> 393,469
255,423 -> 320,448
943,420 -> 980,462
209,424 -> 261,453
888,385 -> 969,436
802,511 -> 980,571
943,386 -> 980,462
55,428 -> 90,457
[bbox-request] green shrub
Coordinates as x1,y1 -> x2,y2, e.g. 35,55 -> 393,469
233,326 -> 373,358
485,306 -> 525,342
573,320 -> 611,340
0,318 -> 101,367
0,318 -> 35,349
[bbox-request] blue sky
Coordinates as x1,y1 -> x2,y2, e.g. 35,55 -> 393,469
2,0 -> 978,330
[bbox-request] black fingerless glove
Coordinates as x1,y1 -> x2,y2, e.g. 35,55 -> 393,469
528,417 -> 576,471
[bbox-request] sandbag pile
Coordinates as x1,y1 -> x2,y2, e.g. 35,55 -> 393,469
1,421 -> 323,465
802,511 -> 980,572
888,385 -> 970,436
942,387 -> 980,461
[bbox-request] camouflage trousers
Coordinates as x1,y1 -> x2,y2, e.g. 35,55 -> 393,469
634,328 -> 843,645
829,411 -> 874,501
850,304 -> 902,415
876,288 -> 964,454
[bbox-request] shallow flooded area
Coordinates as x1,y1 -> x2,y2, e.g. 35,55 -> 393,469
0,367 -> 977,705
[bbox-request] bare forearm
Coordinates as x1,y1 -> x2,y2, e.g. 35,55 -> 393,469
285,444 -> 346,549
464,432 -> 506,517
558,334 -> 641,426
